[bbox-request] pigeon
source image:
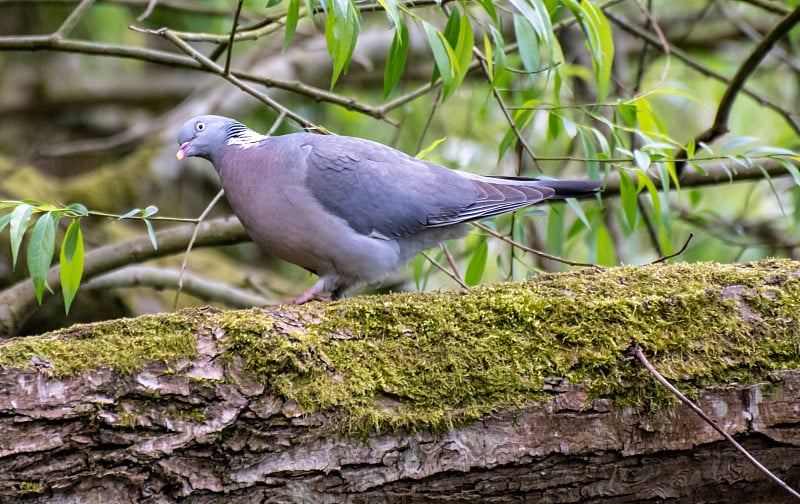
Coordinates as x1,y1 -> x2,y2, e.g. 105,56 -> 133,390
176,115 -> 602,304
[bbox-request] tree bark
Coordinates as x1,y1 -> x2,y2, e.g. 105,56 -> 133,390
2,259 -> 800,502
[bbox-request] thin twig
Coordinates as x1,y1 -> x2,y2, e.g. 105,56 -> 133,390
416,87 -> 443,155
173,189 -> 226,310
648,232 -> 694,264
267,110 -> 287,136
471,221 -> 600,268
135,26 -> 319,131
637,197 -> 664,257
632,343 -> 800,501
439,243 -> 465,286
224,0 -> 244,76
421,251 -> 469,289
136,0 -> 159,21
54,0 -> 95,38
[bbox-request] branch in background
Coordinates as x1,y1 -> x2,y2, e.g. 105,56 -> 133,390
600,157 -> 798,197
606,11 -> 800,137
471,222 -> 600,268
84,265 -> 272,307
0,216 -> 248,338
7,0 -> 235,16
133,26 -> 320,131
677,7 -> 800,174
735,0 -> 792,16
649,233 -> 695,264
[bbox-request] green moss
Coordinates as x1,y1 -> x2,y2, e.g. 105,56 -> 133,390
2,259 -> 800,437
0,311 -> 200,376
220,259 -> 800,434
18,481 -> 45,495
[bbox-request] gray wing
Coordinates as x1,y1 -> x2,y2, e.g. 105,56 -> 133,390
298,134 -> 561,238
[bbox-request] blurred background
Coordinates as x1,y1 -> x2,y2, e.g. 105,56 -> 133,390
0,0 -> 798,334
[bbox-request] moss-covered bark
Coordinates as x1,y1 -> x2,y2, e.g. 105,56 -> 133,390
1,259 -> 800,501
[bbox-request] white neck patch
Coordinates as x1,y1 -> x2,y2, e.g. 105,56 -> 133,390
226,122 -> 267,149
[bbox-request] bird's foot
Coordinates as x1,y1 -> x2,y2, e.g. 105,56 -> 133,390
287,287 -> 327,305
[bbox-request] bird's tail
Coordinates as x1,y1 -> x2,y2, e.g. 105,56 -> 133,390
487,176 -> 603,199
533,179 -> 603,199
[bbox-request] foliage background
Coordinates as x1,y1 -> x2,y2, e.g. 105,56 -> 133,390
0,0 -> 798,335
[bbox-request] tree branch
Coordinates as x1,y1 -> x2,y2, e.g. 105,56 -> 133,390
606,11 -> 800,138
84,265 -> 272,307
0,216 -> 248,338
681,7 -> 800,173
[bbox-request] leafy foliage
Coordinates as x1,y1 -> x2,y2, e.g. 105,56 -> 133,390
3,0 -> 800,328
0,201 -> 160,314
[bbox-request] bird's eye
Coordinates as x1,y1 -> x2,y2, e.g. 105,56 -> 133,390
196,122 -> 206,132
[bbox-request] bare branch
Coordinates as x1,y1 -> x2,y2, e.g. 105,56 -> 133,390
471,222 -> 600,269
632,342 -> 800,501
85,265 -> 272,307
649,233 -> 695,264
54,0 -> 95,38
224,0 -> 245,76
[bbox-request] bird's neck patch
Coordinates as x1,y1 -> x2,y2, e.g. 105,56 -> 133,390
226,122 -> 267,148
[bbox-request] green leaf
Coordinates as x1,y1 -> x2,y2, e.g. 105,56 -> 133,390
633,150 -> 651,171
563,0 -> 615,102
144,219 -> 158,250
618,170 -> 639,231
423,21 -> 457,99
325,0 -> 360,90
546,203 -> 565,258
488,25 -> 507,83
452,9 -> 474,86
595,225 -> 615,266
416,136 -> 447,159
375,0 -> 400,29
464,239 -> 488,286
283,0 -> 300,52
475,0 -> 498,24
9,203 -> 34,268
0,213 -> 12,234
384,22 -> 409,98
579,129 -> 600,180
720,136 -> 758,152
618,102 -> 637,126
565,198 -> 591,229
119,208 -> 141,220
27,213 -> 57,304
508,0 -> 555,65
744,145 -> 800,156
266,0 -> 282,7
773,156 -> 800,186
60,219 -> 84,315
65,203 -> 89,217
547,111 -> 560,140
483,32 -> 493,82
514,14 -> 540,74
685,140 -> 696,159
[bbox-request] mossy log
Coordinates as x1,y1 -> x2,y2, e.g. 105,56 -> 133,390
2,259 -> 800,502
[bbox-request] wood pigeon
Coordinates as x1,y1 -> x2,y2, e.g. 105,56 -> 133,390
176,115 -> 602,304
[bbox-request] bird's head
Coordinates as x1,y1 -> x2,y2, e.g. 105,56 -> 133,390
176,115 -> 241,164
